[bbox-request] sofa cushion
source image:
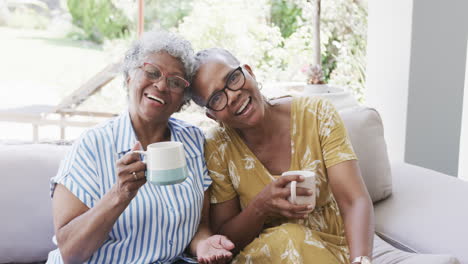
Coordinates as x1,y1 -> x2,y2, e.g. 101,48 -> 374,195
339,106 -> 393,202
0,144 -> 70,263
373,235 -> 460,264
374,162 -> 468,263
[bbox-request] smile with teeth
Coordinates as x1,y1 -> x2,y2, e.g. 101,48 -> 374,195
235,97 -> 251,115
145,93 -> 165,105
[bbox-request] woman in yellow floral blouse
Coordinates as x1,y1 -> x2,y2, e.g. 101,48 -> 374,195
190,48 -> 374,264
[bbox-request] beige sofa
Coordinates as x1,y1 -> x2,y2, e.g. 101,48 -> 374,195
1,105 -> 467,264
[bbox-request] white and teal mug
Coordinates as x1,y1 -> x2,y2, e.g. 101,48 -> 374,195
133,141 -> 188,185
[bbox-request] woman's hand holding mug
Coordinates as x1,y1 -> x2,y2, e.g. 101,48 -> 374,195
253,174 -> 314,219
282,170 -> 317,214
132,141 -> 188,186
114,142 -> 147,201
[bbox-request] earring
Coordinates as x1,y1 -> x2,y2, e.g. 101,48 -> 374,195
257,82 -> 263,91
261,94 -> 271,106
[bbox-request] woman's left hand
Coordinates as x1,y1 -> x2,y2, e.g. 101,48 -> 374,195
196,235 -> 235,264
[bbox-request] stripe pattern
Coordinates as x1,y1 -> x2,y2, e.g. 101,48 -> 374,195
47,111 -> 211,264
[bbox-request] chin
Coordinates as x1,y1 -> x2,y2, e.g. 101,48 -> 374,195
140,107 -> 163,121
238,113 -> 263,129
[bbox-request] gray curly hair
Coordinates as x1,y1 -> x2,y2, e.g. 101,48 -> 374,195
122,30 -> 195,104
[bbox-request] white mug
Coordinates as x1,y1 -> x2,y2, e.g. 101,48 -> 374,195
282,170 -> 317,208
133,141 -> 188,185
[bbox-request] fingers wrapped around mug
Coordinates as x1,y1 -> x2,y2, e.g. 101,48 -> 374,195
272,196 -> 314,219
116,156 -> 146,182
254,176 -> 313,219
293,187 -> 315,214
115,151 -> 147,200
273,174 -> 305,188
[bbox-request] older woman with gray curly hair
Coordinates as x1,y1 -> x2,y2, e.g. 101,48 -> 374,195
46,30 -> 234,264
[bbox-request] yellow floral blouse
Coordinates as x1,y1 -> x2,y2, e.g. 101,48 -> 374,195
205,96 -> 358,264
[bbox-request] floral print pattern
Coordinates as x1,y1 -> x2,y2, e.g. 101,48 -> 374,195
205,97 -> 357,263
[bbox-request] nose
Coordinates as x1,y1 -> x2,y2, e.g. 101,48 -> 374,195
152,78 -> 169,92
225,88 -> 242,107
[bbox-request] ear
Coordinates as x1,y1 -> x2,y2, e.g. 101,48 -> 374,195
126,75 -> 131,87
243,64 -> 256,79
205,111 -> 216,121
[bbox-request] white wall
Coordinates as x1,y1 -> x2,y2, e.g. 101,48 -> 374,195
367,0 -> 468,176
366,0 -> 414,162
459,39 -> 468,181
405,0 -> 468,176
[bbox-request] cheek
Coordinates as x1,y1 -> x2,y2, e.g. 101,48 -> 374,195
214,111 -> 231,122
129,79 -> 149,98
171,94 -> 186,109
128,86 -> 140,102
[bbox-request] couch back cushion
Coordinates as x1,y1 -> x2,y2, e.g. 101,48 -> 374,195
0,143 -> 70,263
339,106 -> 393,203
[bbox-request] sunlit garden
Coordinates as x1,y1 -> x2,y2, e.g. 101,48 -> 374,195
0,0 -> 367,141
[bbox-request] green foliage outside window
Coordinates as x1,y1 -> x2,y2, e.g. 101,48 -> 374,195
143,0 -> 193,30
270,0 -> 303,39
321,0 -> 368,101
64,0 -> 367,101
67,0 -> 130,44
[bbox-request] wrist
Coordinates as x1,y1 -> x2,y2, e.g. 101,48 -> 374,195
194,239 -> 204,256
351,256 -> 372,264
250,197 -> 268,220
188,240 -> 198,257
109,185 -> 133,206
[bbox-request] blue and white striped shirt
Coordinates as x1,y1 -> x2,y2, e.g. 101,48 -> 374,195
47,111 -> 211,264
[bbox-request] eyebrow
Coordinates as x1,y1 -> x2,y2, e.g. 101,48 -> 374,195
209,68 -> 235,95
220,67 -> 239,87
169,69 -> 185,77
206,66 -> 241,102
147,62 -> 185,77
222,68 -> 234,83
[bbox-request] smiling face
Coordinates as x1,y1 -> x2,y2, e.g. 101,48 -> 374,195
192,54 -> 265,129
127,51 -> 187,124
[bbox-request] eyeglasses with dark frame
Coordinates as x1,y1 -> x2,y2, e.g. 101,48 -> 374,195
139,62 -> 190,93
205,66 -> 246,111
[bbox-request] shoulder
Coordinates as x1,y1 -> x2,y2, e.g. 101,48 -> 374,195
58,117 -> 116,175
204,125 -> 234,155
269,95 -> 293,106
295,95 -> 327,107
67,113 -> 126,162
75,115 -> 119,148
169,117 -> 205,154
205,125 -> 229,144
169,117 -> 204,139
292,96 -> 335,114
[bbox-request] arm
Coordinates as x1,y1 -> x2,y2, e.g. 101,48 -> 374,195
189,190 -> 213,254
189,190 -> 234,264
210,196 -> 266,253
210,175 -> 313,252
53,184 -> 139,263
53,143 -> 146,264
328,160 -> 374,262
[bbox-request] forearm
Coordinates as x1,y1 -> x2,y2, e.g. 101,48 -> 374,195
218,200 -> 267,252
341,197 -> 374,261
57,187 -> 131,263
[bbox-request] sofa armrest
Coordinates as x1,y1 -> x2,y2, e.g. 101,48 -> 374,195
374,162 -> 468,264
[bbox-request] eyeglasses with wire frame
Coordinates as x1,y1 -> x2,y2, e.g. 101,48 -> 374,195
205,66 -> 246,111
139,62 -> 190,93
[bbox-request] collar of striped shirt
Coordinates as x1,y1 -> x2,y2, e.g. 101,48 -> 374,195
113,111 -> 179,156
112,111 -> 198,157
